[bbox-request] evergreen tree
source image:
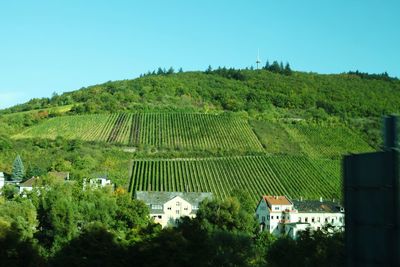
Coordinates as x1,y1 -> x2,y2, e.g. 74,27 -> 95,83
264,60 -> 270,70
178,67 -> 183,73
269,61 -> 280,73
167,67 -> 174,75
12,154 -> 25,181
156,67 -> 164,75
284,63 -> 293,75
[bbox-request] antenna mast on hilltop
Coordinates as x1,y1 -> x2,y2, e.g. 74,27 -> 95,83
256,49 -> 261,70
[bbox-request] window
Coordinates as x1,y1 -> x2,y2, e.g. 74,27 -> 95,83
331,218 -> 334,224
271,216 -> 274,219
305,217 -> 308,222
262,216 -> 265,222
312,217 -> 315,223
151,204 -> 162,210
277,216 -> 280,220
176,202 -> 180,206
325,218 -> 328,223
298,217 -> 302,222
256,214 -> 259,219
167,207 -> 172,210
274,207 -> 280,210
176,210 -> 180,215
267,215 -> 270,220
158,215 -> 162,219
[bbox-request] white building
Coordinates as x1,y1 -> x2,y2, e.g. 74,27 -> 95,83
256,195 -> 344,239
83,177 -> 113,190
135,191 -> 212,228
18,176 -> 39,194
19,173 -> 70,195
0,172 -> 5,190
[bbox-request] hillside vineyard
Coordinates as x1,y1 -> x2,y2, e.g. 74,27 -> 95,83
129,156 -> 342,202
15,113 -> 264,151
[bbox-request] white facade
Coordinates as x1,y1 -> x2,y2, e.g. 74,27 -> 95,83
151,196 -> 198,227
0,172 -> 4,190
255,196 -> 295,236
83,177 -> 113,190
256,195 -> 344,239
136,191 -> 211,228
89,177 -> 112,187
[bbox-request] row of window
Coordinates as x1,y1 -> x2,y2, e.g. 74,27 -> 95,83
298,216 -> 340,224
260,215 -> 285,222
258,214 -> 343,224
151,203 -> 199,210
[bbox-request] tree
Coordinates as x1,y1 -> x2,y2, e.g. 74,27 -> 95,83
269,61 -> 281,73
50,222 -> 128,267
264,60 -> 270,70
196,197 -> 257,234
167,67 -> 175,75
156,67 -> 164,75
284,62 -> 293,75
11,154 -> 25,181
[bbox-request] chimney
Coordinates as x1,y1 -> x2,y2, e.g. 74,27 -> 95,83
319,196 -> 323,202
300,196 -> 303,201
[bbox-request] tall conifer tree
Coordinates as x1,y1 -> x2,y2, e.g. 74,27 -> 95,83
11,154 -> 25,181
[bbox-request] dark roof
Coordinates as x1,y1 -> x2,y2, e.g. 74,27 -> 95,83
135,191 -> 212,206
292,200 -> 344,213
19,177 -> 39,187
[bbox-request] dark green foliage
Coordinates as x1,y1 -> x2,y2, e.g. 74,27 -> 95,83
196,197 -> 258,235
11,154 -> 25,181
0,184 -> 19,200
50,223 -> 128,267
347,70 -> 397,81
0,221 -> 44,267
267,228 -> 344,267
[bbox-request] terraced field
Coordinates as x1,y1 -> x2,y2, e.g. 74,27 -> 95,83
252,120 -> 374,158
14,113 -> 264,151
128,155 -> 342,202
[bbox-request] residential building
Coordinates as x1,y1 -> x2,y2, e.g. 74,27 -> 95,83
19,172 -> 70,194
18,176 -> 39,194
83,176 -> 113,190
0,172 -> 4,190
135,191 -> 212,228
256,195 -> 344,239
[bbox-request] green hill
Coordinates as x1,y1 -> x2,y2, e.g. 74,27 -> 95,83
1,68 -> 398,202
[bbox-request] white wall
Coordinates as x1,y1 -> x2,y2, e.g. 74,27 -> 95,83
150,196 -> 196,228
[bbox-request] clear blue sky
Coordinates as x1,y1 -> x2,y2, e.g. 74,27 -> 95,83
0,0 -> 399,109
